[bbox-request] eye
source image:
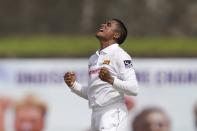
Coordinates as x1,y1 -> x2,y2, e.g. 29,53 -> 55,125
107,22 -> 111,26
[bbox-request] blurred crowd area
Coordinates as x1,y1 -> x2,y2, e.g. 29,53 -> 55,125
1,94 -> 197,131
0,0 -> 197,36
0,94 -> 47,131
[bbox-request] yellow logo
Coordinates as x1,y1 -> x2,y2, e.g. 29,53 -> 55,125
103,60 -> 110,65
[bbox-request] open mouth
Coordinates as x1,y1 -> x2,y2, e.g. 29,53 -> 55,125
99,28 -> 104,32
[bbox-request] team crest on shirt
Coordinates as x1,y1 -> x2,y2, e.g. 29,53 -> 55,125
103,60 -> 110,65
124,60 -> 132,68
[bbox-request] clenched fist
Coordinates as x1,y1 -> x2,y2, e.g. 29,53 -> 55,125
64,72 -> 76,88
99,67 -> 114,85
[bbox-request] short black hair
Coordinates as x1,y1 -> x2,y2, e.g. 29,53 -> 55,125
112,19 -> 128,45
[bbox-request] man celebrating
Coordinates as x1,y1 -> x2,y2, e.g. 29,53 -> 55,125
64,19 -> 139,131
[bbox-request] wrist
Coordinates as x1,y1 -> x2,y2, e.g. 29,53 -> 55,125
70,81 -> 77,89
108,77 -> 114,85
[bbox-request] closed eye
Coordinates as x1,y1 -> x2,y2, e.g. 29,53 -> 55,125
107,22 -> 111,26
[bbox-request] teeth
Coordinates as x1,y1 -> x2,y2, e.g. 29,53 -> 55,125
99,29 -> 104,32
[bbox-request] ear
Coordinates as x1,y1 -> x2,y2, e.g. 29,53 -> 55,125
113,32 -> 120,40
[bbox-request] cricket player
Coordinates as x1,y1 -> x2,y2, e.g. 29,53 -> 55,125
64,19 -> 139,131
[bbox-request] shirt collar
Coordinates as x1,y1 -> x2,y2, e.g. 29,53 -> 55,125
96,43 -> 119,55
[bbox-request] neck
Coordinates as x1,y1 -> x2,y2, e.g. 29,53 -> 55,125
99,39 -> 116,50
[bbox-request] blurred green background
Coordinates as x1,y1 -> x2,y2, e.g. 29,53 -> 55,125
0,36 -> 197,57
0,0 -> 197,58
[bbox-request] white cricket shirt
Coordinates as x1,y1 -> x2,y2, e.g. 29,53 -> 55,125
71,43 -> 139,109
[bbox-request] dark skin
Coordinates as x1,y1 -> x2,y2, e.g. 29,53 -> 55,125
64,72 -> 76,88
98,67 -> 114,85
64,20 -> 121,87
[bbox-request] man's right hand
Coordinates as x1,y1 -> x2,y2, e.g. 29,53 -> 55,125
64,72 -> 76,88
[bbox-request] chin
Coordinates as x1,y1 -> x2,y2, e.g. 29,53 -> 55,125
96,31 -> 104,38
95,32 -> 101,38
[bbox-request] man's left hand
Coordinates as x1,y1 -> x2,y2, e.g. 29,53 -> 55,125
99,67 -> 114,85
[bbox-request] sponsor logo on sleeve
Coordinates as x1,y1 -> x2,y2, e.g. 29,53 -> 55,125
124,60 -> 132,68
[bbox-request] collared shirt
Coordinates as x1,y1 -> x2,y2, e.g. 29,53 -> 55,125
71,43 -> 138,109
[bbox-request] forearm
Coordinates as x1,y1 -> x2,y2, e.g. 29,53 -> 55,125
113,77 -> 139,96
71,81 -> 88,100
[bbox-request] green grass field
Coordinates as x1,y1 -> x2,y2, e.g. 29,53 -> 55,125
0,36 -> 197,58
